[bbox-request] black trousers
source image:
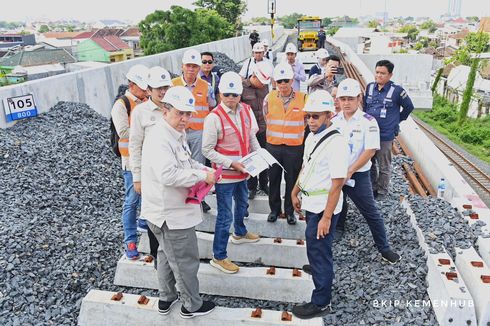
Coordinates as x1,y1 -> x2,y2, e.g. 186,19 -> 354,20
148,228 -> 159,259
248,131 -> 269,191
266,143 -> 303,216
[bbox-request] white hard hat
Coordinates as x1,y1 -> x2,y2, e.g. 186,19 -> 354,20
162,86 -> 196,112
261,39 -> 270,47
218,72 -> 243,94
148,66 -> 172,88
253,61 -> 273,85
285,43 -> 297,54
273,63 -> 294,81
182,49 -> 201,65
336,78 -> 362,97
303,90 -> 335,113
316,48 -> 329,59
252,42 -> 265,52
126,64 -> 149,90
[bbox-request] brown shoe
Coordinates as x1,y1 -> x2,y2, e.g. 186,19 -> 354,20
230,232 -> 260,244
210,258 -> 239,274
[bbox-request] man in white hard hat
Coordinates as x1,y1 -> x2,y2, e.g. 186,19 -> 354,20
111,64 -> 149,260
264,63 -> 307,225
239,42 -> 270,80
307,53 -> 342,94
283,42 -> 306,92
290,90 -> 349,319
242,61 -> 273,199
331,78 -> 401,264
261,39 -> 274,63
129,66 -> 172,265
202,72 -> 261,274
141,86 -> 217,319
173,48 -> 216,213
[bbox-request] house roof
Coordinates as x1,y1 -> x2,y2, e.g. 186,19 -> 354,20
479,17 -> 490,33
449,29 -> 469,39
451,18 -> 467,24
42,32 -> 82,39
91,36 -> 129,52
0,48 -> 76,67
120,27 -> 140,37
73,31 -> 97,39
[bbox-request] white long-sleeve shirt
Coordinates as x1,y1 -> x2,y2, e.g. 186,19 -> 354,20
141,118 -> 209,229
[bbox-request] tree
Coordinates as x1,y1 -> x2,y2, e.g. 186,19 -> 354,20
193,0 -> 246,28
367,20 -> 378,28
327,26 -> 340,36
414,42 -> 424,50
39,25 -> 49,33
398,24 -> 419,41
420,20 -> 436,32
139,6 -> 233,55
249,17 -> 271,25
279,13 -> 304,29
322,17 -> 332,27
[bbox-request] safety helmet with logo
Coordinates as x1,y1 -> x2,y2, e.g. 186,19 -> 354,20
253,61 -> 273,85
285,43 -> 298,54
303,90 -> 335,113
252,42 -> 265,53
182,49 -> 201,66
336,78 -> 362,98
126,64 -> 149,90
273,63 -> 294,81
162,86 -> 196,112
218,72 -> 243,94
316,48 -> 329,59
261,39 -> 270,47
148,66 -> 172,89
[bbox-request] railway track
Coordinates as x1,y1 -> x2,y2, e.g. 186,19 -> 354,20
414,118 -> 490,199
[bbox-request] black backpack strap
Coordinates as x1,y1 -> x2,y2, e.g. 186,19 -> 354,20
120,95 -> 131,116
307,129 -> 340,162
245,58 -> 252,79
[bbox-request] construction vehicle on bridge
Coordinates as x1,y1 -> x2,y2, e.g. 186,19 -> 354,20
297,16 -> 322,51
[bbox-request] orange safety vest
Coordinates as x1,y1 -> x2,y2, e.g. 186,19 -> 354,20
172,76 -> 210,130
266,90 -> 306,146
211,104 -> 252,181
118,96 -> 138,157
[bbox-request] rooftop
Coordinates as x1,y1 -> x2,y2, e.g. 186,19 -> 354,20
0,48 -> 76,67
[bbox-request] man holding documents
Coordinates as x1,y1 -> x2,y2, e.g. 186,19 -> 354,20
291,90 -> 349,319
202,72 -> 261,274
141,86 -> 216,318
264,63 -> 307,225
330,78 -> 401,264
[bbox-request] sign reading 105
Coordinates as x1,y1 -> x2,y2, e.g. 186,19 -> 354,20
3,94 -> 38,122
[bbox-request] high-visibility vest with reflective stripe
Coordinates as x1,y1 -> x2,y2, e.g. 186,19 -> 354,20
172,77 -> 210,130
211,104 -> 252,181
266,90 -> 306,146
118,96 -> 138,157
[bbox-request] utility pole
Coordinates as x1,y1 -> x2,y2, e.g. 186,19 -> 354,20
268,0 -> 276,41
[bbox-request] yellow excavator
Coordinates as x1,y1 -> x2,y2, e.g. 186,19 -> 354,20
297,16 -> 322,51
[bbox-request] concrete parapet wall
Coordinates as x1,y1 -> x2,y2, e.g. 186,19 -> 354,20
0,28 -> 284,129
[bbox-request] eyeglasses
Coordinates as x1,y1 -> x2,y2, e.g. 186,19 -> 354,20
305,113 -> 321,120
276,79 -> 290,84
222,93 -> 240,98
202,60 -> 214,64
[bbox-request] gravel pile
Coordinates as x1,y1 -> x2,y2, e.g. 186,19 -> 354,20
212,52 -> 241,74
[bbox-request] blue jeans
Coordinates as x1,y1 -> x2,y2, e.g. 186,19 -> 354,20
342,171 -> 390,253
305,211 -> 339,306
122,170 -> 141,245
213,180 -> 248,260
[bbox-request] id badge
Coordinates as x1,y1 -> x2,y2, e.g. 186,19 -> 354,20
380,107 -> 387,118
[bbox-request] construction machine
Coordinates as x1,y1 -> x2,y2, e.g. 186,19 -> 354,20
297,16 -> 322,51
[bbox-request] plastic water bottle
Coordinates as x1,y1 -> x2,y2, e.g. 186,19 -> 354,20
437,178 -> 446,199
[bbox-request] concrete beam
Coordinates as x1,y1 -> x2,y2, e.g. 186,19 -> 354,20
426,251 -> 477,326
477,237 -> 490,267
196,210 -> 306,240
454,247 -> 490,326
206,194 -> 270,214
113,256 -> 314,303
139,232 -> 308,268
78,290 -> 323,326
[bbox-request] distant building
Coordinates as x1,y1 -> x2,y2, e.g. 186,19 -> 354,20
77,35 -> 133,62
330,16 -> 359,28
447,0 -> 462,18
447,29 -> 469,48
0,33 -> 36,49
92,20 -> 128,29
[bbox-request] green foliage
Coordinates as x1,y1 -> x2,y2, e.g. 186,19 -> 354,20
278,13 -> 304,29
466,16 -> 480,23
431,67 -> 443,93
447,32 -> 490,66
139,6 -> 233,55
459,58 -> 478,125
398,24 -> 419,41
193,0 -> 246,27
0,21 -> 24,29
321,17 -> 332,27
414,42 -> 424,50
327,26 -> 339,36
420,20 -> 437,33
367,20 -> 378,28
39,25 -> 49,33
249,17 -> 271,25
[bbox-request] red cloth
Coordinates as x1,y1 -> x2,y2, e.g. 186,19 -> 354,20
185,167 -> 222,204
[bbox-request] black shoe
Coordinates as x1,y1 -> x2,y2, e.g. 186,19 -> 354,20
334,228 -> 344,240
158,297 -> 179,315
267,213 -> 278,223
292,302 -> 331,319
248,189 -> 257,200
382,250 -> 401,265
302,264 -> 311,275
201,201 -> 211,213
286,214 -> 297,225
180,300 -> 216,319
260,185 -> 269,195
